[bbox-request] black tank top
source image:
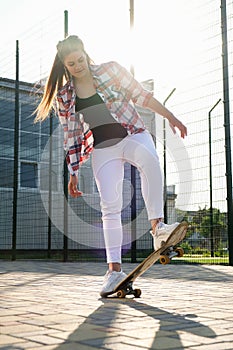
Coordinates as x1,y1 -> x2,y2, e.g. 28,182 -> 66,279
75,93 -> 127,148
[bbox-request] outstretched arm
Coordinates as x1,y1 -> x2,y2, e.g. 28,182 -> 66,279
146,95 -> 187,139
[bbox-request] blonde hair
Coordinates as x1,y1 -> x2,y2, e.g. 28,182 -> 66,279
34,35 -> 91,122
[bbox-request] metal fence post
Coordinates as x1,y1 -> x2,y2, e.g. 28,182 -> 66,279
208,99 -> 221,257
48,111 -> 53,258
12,40 -> 20,261
221,0 -> 233,266
129,0 -> 137,263
63,10 -> 69,262
163,88 -> 176,223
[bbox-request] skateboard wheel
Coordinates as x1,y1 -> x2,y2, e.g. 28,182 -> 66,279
134,289 -> 141,298
160,255 -> 170,265
117,290 -> 126,298
175,247 -> 184,257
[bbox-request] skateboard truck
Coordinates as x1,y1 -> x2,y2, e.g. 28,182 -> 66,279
160,245 -> 184,265
116,282 -> 142,299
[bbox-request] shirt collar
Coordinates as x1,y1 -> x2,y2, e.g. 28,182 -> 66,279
89,64 -> 101,79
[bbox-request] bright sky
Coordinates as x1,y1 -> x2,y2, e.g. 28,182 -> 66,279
0,0 -> 200,98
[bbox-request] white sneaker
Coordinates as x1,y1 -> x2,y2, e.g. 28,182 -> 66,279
150,222 -> 180,251
100,270 -> 127,297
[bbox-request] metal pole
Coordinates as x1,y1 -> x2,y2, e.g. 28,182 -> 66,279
208,99 -> 221,257
64,10 -> 68,38
63,10 -> 69,261
129,0 -> 137,263
48,111 -> 53,258
129,0 -> 135,77
12,40 -> 20,261
221,0 -> 233,266
163,88 -> 176,223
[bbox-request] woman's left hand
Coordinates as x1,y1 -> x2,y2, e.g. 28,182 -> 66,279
146,96 -> 187,139
168,115 -> 187,139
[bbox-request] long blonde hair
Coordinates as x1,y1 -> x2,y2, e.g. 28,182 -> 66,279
34,35 -> 92,122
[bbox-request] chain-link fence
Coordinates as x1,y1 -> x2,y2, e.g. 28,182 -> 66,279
0,0 -> 232,264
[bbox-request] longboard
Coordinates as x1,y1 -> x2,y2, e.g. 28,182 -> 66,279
103,221 -> 188,298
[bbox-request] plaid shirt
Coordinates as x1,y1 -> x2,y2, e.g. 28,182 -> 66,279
57,61 -> 153,174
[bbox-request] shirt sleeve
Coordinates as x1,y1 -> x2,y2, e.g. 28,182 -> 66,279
56,96 -> 82,175
57,97 -> 94,175
111,61 -> 153,107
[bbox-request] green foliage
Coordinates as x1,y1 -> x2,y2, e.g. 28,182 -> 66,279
192,247 -> 211,256
185,206 -> 227,252
214,240 -> 228,257
180,242 -> 211,256
199,207 -> 226,237
180,242 -> 192,254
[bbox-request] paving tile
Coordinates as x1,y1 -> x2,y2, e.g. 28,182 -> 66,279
0,262 -> 233,350
104,343 -> 144,350
34,344 -> 99,350
0,334 -> 25,345
2,340 -> 46,349
0,324 -> 47,335
45,322 -> 83,332
21,334 -> 64,346
190,342 -> 233,350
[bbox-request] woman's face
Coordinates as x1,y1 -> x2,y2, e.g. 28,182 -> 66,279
63,49 -> 89,79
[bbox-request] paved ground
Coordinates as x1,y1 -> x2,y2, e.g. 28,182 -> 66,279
0,261 -> 233,350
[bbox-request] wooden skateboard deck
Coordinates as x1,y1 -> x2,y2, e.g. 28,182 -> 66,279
104,221 -> 188,298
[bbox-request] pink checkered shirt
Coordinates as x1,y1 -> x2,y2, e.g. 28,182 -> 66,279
57,61 -> 153,174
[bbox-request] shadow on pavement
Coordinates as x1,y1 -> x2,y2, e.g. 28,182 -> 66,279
52,298 -> 216,349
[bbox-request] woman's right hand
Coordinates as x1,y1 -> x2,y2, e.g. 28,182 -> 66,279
68,174 -> 82,198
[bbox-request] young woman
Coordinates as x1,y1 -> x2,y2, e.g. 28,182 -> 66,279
35,35 -> 187,297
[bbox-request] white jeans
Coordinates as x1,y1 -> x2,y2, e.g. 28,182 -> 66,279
92,130 -> 163,263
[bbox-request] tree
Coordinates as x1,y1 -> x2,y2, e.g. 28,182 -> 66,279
198,207 -> 227,251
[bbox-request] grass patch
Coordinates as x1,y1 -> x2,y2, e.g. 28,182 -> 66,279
172,255 -> 229,265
